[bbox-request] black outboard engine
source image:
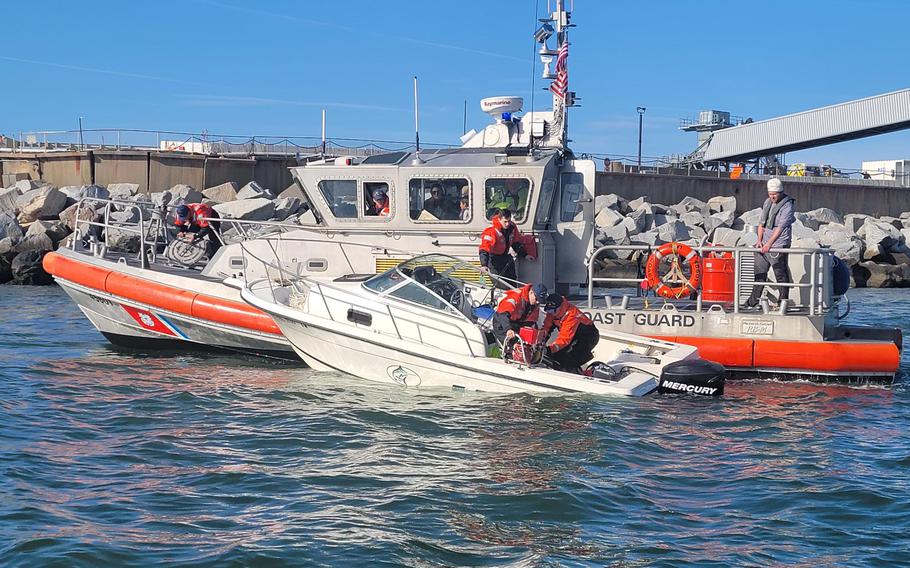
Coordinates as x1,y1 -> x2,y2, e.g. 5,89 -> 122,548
658,359 -> 725,396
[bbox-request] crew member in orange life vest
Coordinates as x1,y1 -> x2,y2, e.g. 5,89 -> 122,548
541,293 -> 600,371
175,203 -> 222,252
491,282 -> 547,344
478,208 -> 532,284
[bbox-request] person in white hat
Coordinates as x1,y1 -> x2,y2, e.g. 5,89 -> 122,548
745,178 -> 796,308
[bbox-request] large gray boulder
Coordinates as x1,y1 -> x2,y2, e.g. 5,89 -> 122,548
817,222 -> 853,241
648,213 -> 671,230
688,225 -> 707,243
844,213 -> 869,234
791,219 -> 819,241
15,179 -> 43,193
203,182 -> 239,203
58,202 -> 100,231
679,211 -> 705,229
627,207 -> 650,233
272,197 -> 302,221
236,181 -> 274,200
107,183 -> 140,199
852,261 -> 910,288
106,227 -> 140,252
877,216 -> 904,231
10,251 -> 53,285
805,207 -> 843,226
110,209 -> 139,224
16,186 -> 68,224
58,184 -> 107,202
0,211 -> 24,242
0,186 -> 21,213
628,196 -> 649,210
738,207 -> 762,227
860,218 -> 905,255
703,210 -> 735,235
829,238 -> 863,266
630,229 -> 661,246
595,193 -> 630,215
707,195 -> 736,214
657,219 -> 690,243
168,184 -> 204,205
11,232 -> 54,254
213,197 -> 276,221
26,220 -> 70,244
0,250 -> 11,284
795,212 -> 820,231
595,206 -> 623,228
712,227 -> 745,247
595,222 -> 633,259
671,196 -> 709,217
149,191 -> 173,208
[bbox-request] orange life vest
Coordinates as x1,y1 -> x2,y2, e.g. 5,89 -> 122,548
495,283 -> 540,324
175,203 -> 216,229
542,298 -> 594,353
479,214 -> 521,256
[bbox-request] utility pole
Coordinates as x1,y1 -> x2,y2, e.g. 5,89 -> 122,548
636,106 -> 646,172
78,116 -> 85,150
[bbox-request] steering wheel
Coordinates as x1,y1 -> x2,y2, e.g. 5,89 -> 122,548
448,289 -> 466,310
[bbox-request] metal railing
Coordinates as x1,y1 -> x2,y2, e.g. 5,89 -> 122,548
3,128 -> 455,157
70,197 -> 174,269
586,243 -> 835,316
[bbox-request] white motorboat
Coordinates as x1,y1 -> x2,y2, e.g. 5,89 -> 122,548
241,252 -> 725,396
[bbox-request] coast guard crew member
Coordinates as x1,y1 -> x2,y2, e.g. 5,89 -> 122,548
174,203 -> 222,253
540,293 -> 600,372
492,282 -> 547,344
478,208 -> 531,284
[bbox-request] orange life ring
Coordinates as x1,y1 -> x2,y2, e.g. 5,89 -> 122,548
645,242 -> 702,299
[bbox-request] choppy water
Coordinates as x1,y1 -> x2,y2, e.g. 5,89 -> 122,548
1,286 -> 909,567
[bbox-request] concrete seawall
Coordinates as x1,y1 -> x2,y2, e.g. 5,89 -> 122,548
596,172 -> 910,217
0,151 -> 295,195
3,152 -> 909,216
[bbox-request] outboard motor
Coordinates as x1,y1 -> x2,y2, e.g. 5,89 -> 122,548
658,359 -> 725,396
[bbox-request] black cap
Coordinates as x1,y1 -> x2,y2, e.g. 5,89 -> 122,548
544,293 -> 563,313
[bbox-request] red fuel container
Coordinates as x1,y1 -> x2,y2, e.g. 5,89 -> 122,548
518,326 -> 540,344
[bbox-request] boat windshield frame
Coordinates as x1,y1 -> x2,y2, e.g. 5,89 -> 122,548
362,254 -> 497,318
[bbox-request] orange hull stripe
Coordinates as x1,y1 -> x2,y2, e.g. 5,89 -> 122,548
649,335 -> 899,374
43,252 -> 282,336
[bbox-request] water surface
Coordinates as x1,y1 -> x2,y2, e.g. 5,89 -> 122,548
1,286 -> 908,566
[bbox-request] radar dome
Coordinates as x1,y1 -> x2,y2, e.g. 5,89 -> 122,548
480,96 -> 523,118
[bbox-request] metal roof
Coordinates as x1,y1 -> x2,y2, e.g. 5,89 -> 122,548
698,88 -> 910,162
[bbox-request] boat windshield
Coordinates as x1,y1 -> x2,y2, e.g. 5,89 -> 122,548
363,254 -> 496,315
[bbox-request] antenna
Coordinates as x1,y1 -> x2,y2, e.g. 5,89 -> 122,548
412,76 -> 424,164
321,108 -> 326,156
528,0 -> 540,152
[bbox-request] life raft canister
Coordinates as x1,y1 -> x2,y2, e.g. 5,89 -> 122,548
645,242 -> 703,299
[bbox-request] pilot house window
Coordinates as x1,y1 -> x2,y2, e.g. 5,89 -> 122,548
409,178 -> 470,222
485,178 -> 530,221
318,180 -> 357,218
363,182 -> 391,217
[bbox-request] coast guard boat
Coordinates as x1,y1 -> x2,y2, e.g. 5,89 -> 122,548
44,0 -> 900,382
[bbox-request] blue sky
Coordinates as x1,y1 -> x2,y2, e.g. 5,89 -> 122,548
2,0 -> 909,170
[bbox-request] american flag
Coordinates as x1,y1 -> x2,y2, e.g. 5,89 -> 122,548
549,37 -> 568,99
